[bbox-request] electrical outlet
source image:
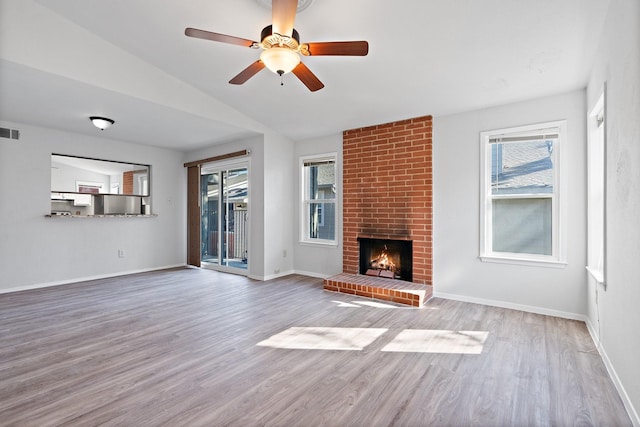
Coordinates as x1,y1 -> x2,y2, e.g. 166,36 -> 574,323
282,250 -> 287,258
118,249 -> 125,258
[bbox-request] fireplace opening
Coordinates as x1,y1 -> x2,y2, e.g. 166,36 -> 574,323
358,237 -> 413,282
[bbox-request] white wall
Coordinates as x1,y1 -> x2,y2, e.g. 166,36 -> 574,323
0,121 -> 186,291
293,134 -> 343,278
263,132 -> 296,279
586,0 -> 640,422
433,90 -> 588,318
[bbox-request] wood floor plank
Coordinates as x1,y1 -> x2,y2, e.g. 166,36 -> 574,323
0,268 -> 632,426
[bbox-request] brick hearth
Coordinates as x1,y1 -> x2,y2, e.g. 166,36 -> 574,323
324,273 -> 432,307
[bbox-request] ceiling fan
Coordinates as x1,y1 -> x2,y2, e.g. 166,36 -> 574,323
185,0 -> 369,92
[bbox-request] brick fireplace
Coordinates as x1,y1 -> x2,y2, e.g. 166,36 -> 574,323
324,115 -> 433,306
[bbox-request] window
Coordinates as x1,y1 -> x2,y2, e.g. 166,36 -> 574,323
587,91 -> 606,286
480,121 -> 567,266
301,154 -> 337,244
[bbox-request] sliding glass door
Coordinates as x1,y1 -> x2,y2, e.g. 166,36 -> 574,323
200,162 -> 248,272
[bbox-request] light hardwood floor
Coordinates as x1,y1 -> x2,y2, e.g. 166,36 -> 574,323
0,268 -> 632,426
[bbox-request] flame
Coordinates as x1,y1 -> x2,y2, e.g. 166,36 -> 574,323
370,245 -> 396,271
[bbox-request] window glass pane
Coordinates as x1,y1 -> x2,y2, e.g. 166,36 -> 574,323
491,140 -> 554,195
307,163 -> 335,200
492,198 -> 552,255
308,202 -> 335,240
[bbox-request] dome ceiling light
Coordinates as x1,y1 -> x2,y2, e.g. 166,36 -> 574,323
90,116 -> 114,131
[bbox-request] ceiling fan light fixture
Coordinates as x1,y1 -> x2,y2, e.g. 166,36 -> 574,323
260,47 -> 300,75
90,116 -> 115,130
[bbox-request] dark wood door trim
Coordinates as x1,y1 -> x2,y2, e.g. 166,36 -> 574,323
187,165 -> 200,267
183,150 -> 248,168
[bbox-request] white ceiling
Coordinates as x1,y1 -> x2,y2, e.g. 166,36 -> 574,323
0,0 -> 610,151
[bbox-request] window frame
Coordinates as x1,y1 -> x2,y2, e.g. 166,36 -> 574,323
300,153 -> 338,246
587,90 -> 606,287
479,120 -> 568,268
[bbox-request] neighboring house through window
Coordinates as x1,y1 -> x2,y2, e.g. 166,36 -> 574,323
480,121 -> 567,267
301,154 -> 337,244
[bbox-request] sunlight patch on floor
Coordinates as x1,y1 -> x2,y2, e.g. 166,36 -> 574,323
257,327 -> 388,350
331,300 -> 400,308
381,330 -> 489,354
355,300 -> 399,308
332,301 -> 361,308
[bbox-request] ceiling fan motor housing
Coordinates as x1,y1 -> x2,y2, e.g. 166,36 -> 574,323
260,25 -> 300,49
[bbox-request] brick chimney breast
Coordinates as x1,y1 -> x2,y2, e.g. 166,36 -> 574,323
343,115 -> 433,285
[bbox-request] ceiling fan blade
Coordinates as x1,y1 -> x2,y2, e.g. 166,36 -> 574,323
185,28 -> 257,48
302,41 -> 369,56
272,0 -> 298,37
229,61 -> 266,85
292,62 -> 324,92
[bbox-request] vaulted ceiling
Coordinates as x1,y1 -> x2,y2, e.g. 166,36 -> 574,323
0,0 -> 610,151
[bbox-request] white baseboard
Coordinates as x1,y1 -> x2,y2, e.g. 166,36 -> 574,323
433,291 -> 587,322
246,270 -> 329,281
258,269 -> 336,281
259,269 -> 296,281
585,320 -> 640,426
293,269 -> 333,279
0,264 -> 186,294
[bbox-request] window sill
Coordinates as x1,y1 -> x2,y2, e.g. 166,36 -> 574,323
299,239 -> 338,248
480,255 -> 567,268
586,266 -> 605,285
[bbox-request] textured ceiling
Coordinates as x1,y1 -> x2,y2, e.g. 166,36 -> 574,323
0,0 -> 611,151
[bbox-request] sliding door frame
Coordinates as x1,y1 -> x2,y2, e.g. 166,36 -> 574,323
185,150 -> 250,272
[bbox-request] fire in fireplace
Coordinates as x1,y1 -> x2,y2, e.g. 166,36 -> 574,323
358,237 -> 413,282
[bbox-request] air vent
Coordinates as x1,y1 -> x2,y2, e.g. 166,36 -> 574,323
0,127 -> 20,140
